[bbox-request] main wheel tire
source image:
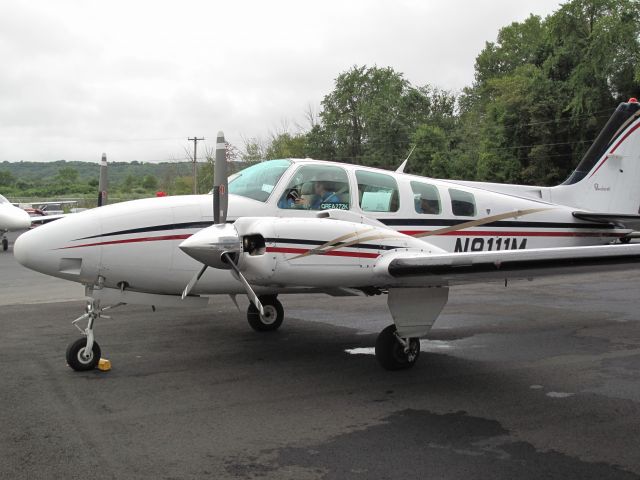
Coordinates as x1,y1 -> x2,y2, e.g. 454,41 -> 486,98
375,325 -> 420,371
620,236 -> 632,244
66,338 -> 101,371
2,238 -> 8,251
247,298 -> 284,332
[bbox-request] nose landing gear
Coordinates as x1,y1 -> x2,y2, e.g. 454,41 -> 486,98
66,298 -> 123,371
2,231 -> 8,251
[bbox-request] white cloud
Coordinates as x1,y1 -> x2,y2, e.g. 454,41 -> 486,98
0,0 -> 563,163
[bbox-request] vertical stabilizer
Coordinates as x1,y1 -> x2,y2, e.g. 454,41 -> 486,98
551,99 -> 640,214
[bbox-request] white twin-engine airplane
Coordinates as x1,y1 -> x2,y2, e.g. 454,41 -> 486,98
14,99 -> 640,371
0,194 -> 31,251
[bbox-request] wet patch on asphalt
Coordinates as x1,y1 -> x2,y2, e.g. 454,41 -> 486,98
224,409 -> 639,480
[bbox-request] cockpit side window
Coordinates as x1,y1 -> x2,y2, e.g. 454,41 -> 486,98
356,170 -> 399,212
410,181 -> 441,215
278,165 -> 350,210
449,188 -> 476,216
228,159 -> 291,202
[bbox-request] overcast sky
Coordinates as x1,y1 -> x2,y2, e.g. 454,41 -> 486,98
0,0 -> 563,164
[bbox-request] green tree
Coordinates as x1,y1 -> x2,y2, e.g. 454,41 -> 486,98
121,174 -> 138,193
142,175 -> 158,190
0,170 -> 15,187
318,65 -> 454,168
264,132 -> 306,159
55,166 -> 79,185
242,138 -> 265,162
458,0 -> 640,185
411,124 -> 449,178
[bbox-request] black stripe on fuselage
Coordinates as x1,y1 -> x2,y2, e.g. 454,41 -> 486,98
74,217 -> 616,241
74,221 -> 216,241
263,237 -> 400,251
379,218 -> 616,230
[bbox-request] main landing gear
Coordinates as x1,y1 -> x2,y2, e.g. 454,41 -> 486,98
66,298 -> 122,371
245,295 -> 421,370
375,325 -> 420,370
247,295 -> 284,332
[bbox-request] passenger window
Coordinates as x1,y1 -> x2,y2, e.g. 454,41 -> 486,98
410,181 -> 441,215
356,170 -> 399,212
277,164 -> 350,210
449,188 -> 476,216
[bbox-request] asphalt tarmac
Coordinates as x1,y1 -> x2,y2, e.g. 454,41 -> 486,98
2,230 -> 640,479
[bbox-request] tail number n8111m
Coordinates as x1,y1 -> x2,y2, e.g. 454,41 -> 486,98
454,237 -> 528,252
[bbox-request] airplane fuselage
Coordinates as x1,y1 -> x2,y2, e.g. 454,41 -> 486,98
14,159 -> 628,296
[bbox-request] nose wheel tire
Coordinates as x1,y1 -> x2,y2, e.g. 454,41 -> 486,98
375,325 -> 420,370
2,238 -> 8,251
247,297 -> 284,332
66,338 -> 101,371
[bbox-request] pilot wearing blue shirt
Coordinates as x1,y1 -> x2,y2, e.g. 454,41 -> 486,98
311,181 -> 339,209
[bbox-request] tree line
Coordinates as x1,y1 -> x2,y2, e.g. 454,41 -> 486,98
0,160 -> 194,198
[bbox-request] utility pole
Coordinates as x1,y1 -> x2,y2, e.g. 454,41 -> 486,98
188,136 -> 205,194
97,153 -> 108,206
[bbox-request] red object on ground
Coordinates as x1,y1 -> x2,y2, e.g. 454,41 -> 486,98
156,191 -> 167,197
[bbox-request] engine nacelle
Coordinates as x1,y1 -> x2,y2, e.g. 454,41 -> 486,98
232,216 -> 444,288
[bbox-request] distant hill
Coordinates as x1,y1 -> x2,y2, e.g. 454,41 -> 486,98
0,160 -> 193,185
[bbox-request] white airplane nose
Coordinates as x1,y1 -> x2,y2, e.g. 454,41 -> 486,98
7,208 -> 31,230
13,226 -> 51,273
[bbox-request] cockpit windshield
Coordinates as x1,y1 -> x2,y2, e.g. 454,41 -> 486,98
0,195 -> 8,204
228,159 -> 291,202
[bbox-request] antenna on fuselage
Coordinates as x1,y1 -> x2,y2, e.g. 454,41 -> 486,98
395,145 -> 416,173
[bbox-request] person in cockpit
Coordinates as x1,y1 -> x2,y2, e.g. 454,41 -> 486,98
310,181 -> 340,209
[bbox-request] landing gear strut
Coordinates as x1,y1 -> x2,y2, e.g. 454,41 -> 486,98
375,325 -> 420,370
247,295 -> 284,332
66,298 -> 122,371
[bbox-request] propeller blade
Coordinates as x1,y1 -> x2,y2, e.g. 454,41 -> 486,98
213,131 -> 228,225
181,264 -> 208,299
222,252 -> 264,317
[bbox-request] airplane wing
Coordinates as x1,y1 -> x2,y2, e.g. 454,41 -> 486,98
386,243 -> 640,286
30,200 -> 78,205
573,211 -> 640,230
29,214 -> 66,226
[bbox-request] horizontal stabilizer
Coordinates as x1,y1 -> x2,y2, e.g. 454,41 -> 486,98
573,211 -> 640,230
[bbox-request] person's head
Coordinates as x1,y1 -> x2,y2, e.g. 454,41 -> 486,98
420,198 -> 435,214
314,181 -> 329,194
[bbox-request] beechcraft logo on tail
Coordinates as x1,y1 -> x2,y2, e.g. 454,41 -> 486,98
594,183 -> 611,192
